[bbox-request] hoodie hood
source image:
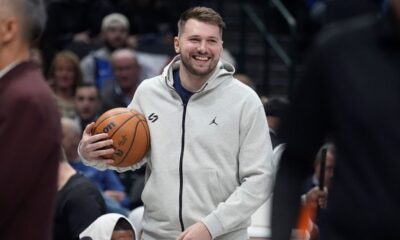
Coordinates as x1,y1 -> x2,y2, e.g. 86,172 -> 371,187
79,213 -> 136,240
161,55 -> 235,93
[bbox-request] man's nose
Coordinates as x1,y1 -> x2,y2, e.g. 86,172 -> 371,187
198,40 -> 207,53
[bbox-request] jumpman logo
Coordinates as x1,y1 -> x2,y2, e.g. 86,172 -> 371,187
209,117 -> 218,126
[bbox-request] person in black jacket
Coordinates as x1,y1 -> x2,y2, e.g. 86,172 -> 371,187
54,148 -> 106,240
271,1 -> 400,239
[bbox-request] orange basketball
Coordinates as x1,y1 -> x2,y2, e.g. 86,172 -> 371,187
92,108 -> 150,167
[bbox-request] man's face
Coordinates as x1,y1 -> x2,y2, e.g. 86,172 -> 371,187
315,151 -> 335,188
54,59 -> 75,89
74,86 -> 100,121
103,25 -> 128,49
112,56 -> 140,91
111,230 -> 135,240
174,19 -> 223,78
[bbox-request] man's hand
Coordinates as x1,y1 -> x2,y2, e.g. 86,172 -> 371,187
305,186 -> 328,209
73,31 -> 90,43
104,190 -> 126,202
79,122 -> 115,164
177,222 -> 212,240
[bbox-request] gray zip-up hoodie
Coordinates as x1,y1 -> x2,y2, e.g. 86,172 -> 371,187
83,56 -> 274,239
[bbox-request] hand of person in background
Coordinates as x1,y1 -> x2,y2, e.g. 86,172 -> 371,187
304,186 -> 328,209
73,31 -> 91,43
104,190 -> 126,203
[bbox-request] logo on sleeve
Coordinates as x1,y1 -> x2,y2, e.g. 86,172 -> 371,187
148,113 -> 159,123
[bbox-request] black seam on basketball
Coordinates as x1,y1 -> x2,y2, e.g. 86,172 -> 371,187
108,113 -> 141,139
92,111 -> 131,132
110,114 -> 140,165
114,119 -> 142,166
93,110 -> 139,133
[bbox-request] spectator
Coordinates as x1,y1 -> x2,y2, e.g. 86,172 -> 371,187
80,13 -> 130,90
101,49 -> 141,111
54,148 -> 106,240
300,143 -> 335,240
304,143 -> 336,192
74,83 -> 102,132
0,0 -> 62,239
48,51 -> 83,119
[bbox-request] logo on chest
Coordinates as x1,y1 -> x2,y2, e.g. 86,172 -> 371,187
209,116 -> 218,126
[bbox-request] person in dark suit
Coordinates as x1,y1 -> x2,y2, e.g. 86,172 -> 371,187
0,0 -> 62,239
271,0 -> 400,239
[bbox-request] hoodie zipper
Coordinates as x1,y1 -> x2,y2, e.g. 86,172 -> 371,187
179,102 -> 187,231
166,76 -> 188,231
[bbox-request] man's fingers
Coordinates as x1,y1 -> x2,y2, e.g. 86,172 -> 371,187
86,133 -> 111,144
87,139 -> 114,152
83,122 -> 95,135
89,148 -> 115,158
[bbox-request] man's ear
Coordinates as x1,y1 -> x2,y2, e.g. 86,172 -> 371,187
0,17 -> 18,45
174,36 -> 180,54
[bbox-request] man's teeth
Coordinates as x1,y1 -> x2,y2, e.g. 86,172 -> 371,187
194,56 -> 208,61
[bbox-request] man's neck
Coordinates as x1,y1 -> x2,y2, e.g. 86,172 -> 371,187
0,41 -> 29,70
179,66 -> 212,92
58,162 -> 77,191
121,86 -> 135,99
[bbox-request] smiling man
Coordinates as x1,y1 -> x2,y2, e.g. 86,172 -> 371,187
78,6 -> 274,240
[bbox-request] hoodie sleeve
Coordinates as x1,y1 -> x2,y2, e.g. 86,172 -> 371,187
202,95 -> 275,238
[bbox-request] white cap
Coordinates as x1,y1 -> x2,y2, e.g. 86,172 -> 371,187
101,13 -> 129,31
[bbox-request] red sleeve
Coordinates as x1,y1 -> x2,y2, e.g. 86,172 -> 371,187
0,79 -> 61,239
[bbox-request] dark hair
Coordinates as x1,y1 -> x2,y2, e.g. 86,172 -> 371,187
114,218 -> 134,232
315,142 -> 336,165
177,6 -> 226,36
75,82 -> 101,101
264,97 -> 289,119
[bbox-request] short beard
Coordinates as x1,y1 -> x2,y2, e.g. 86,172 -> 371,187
104,40 -> 126,52
181,56 -> 216,77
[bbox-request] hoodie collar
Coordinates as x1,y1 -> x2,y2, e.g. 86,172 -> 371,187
162,55 -> 235,93
79,213 -> 136,240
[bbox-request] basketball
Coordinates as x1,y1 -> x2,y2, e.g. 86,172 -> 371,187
92,108 -> 150,167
